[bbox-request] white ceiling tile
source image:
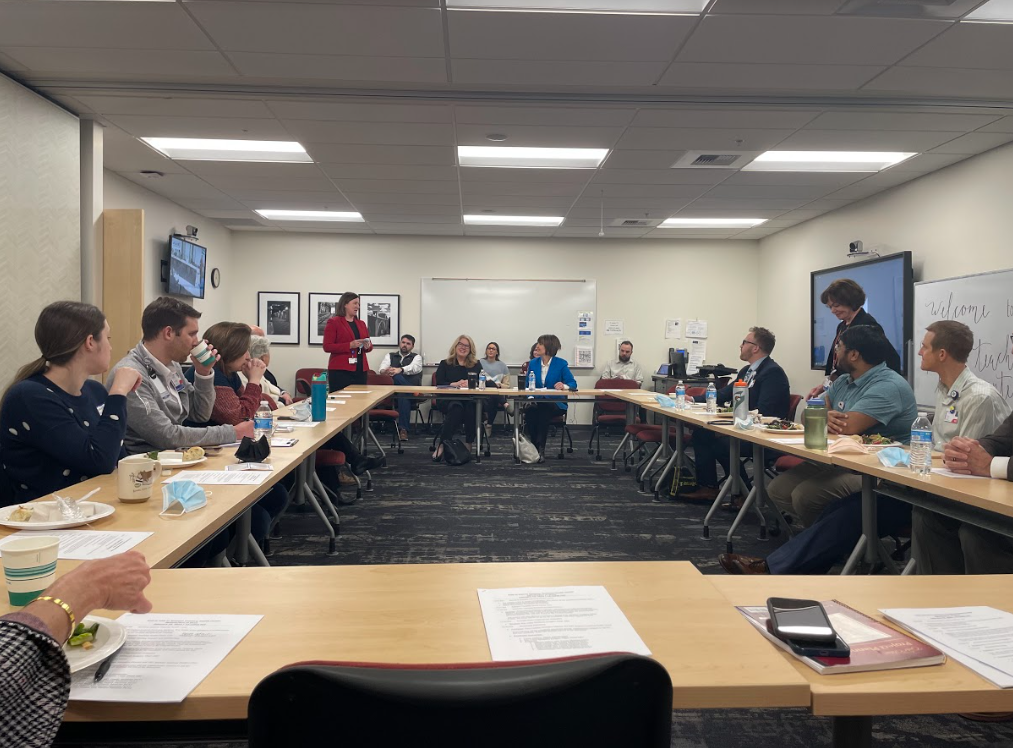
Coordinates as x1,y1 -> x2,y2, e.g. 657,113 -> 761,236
228,53 -> 447,84
230,188 -> 349,203
658,62 -> 884,91
359,213 -> 463,224
459,167 -> 590,183
797,198 -> 854,211
267,100 -> 451,122
687,197 -> 809,210
824,169 -> 922,199
976,116 -> 1013,134
197,210 -> 260,220
454,105 -> 634,128
775,209 -> 831,221
901,23 -> 1013,70
591,169 -> 730,185
355,203 -> 461,216
238,197 -> 356,210
1,48 -> 235,77
464,227 -> 556,236
119,172 -> 228,198
666,208 -> 786,218
837,0 -> 984,19
929,132 -> 1013,155
709,0 -> 846,13
565,206 -> 680,219
185,3 -> 445,56
554,227 -> 654,237
455,124 -> 624,149
283,120 -> 455,146
321,163 -> 459,181
887,153 -> 970,172
631,108 -> 820,129
804,111 -> 1002,132
601,150 -> 687,169
461,195 -> 576,208
343,192 -> 462,206
447,10 -> 695,61
181,161 -> 325,179
719,171 -> 866,187
676,15 -> 948,65
732,227 -> 781,239
460,182 -> 585,197
200,175 -> 337,192
591,183 -> 712,199
303,144 -> 455,165
615,127 -> 794,151
369,224 -> 464,235
176,197 -> 253,212
773,128 -> 962,151
334,179 -> 460,194
0,3 -> 213,49
103,127 -> 189,174
73,96 -> 273,119
706,184 -> 836,200
570,197 -> 694,211
451,59 -> 664,86
105,115 -> 290,140
862,66 -> 1013,98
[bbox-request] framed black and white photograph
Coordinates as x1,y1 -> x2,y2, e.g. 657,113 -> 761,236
308,292 -> 343,346
257,291 -> 300,345
359,294 -> 400,347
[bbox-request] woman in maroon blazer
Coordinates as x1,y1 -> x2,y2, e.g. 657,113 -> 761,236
324,291 -> 372,392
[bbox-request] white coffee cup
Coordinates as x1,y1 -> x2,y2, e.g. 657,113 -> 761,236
117,455 -> 163,503
2,535 -> 59,606
191,340 -> 216,367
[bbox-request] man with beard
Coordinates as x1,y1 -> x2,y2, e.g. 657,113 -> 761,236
378,334 -> 423,441
600,340 -> 644,385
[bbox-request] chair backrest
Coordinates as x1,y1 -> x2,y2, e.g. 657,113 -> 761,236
686,386 -> 706,400
248,654 -> 672,748
294,367 -> 326,398
594,377 -> 640,415
788,393 -> 803,422
367,372 -> 396,409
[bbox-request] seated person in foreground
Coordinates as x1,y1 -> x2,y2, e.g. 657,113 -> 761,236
724,322 -> 1009,575
432,335 -> 484,462
378,334 -> 423,441
0,552 -> 151,747
1,301 -> 141,504
525,334 -> 578,459
600,340 -> 644,385
680,327 -> 789,502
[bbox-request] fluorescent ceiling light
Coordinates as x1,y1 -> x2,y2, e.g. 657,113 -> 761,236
464,214 -> 564,226
141,138 -> 312,163
964,0 -> 1013,22
659,218 -> 767,228
742,151 -> 916,173
458,146 -> 608,169
446,0 -> 706,12
255,209 -> 364,222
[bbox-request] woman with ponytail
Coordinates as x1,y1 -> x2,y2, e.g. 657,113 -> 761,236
0,302 -> 142,505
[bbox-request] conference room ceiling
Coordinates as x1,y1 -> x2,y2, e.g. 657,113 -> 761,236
2,0 -> 1013,239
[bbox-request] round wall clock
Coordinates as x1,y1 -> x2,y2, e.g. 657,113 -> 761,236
210,268 -> 221,288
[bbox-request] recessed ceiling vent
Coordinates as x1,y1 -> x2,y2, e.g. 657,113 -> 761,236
672,151 -> 758,169
610,217 -> 663,228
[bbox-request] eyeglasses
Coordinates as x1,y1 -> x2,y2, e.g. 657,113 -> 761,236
457,342 -> 470,349
741,339 -> 758,347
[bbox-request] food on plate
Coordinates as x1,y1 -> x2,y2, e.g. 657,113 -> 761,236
145,451 -> 159,460
765,419 -> 802,431
67,622 -> 100,649
182,446 -> 205,461
861,434 -> 893,445
8,505 -> 33,522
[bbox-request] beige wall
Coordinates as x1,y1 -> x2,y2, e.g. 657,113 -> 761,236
103,171 -> 234,336
228,233 -> 762,423
758,141 -> 1013,394
0,74 -> 80,389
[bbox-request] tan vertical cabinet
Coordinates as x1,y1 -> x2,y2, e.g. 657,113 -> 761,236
102,209 -> 145,369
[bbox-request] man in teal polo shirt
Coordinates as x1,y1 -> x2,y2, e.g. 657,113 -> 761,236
768,325 -> 918,528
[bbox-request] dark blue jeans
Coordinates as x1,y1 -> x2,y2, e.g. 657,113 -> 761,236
391,373 -> 412,430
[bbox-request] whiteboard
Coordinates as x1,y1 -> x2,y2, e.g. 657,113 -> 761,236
913,268 -> 1013,408
420,278 -> 597,367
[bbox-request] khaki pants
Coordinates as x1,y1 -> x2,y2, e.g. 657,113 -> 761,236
912,507 -> 1013,575
767,462 -> 862,529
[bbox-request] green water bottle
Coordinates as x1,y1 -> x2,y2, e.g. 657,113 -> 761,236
803,398 -> 828,450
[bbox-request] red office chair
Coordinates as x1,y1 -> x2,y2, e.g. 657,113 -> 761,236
588,378 -> 642,461
294,367 -> 326,401
366,372 -> 403,457
248,654 -> 673,748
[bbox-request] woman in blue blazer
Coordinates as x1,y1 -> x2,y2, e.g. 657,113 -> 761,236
526,334 -> 577,458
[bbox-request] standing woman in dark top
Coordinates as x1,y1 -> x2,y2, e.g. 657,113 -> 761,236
0,302 -> 142,505
433,334 -> 483,462
323,292 -> 372,392
807,278 -> 901,399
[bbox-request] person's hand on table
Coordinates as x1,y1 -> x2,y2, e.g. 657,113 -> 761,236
109,367 -> 143,396
553,382 -> 566,391
943,436 -> 993,476
454,379 -> 468,388
235,420 -> 256,440
827,410 -> 849,435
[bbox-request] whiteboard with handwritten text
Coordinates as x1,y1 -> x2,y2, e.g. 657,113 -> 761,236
914,269 -> 1013,407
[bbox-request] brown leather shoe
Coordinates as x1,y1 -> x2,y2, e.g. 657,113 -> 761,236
677,486 -> 720,502
399,429 -> 409,442
718,553 -> 769,575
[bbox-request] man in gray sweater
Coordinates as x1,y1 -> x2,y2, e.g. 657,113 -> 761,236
108,297 -> 254,454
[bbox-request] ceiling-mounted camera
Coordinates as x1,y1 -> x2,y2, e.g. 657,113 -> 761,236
846,239 -> 880,260
848,240 -> 863,254
185,225 -> 198,238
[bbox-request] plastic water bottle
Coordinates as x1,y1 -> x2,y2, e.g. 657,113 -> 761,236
675,380 -> 686,410
705,382 -> 717,414
528,369 -> 536,391
253,400 -> 274,440
909,412 -> 933,475
732,380 -> 749,424
478,371 -> 487,391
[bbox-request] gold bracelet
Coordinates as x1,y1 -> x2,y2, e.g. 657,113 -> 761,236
35,596 -> 76,635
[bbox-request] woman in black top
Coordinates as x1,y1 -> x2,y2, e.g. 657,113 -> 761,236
808,278 -> 901,398
433,334 -> 483,462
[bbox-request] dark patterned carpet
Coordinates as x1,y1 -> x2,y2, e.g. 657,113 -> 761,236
57,425 -> 1013,747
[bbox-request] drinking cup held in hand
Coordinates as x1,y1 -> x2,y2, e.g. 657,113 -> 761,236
191,340 -> 217,367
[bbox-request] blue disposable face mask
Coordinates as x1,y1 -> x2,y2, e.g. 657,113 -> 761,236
877,447 -> 911,468
160,480 -> 209,516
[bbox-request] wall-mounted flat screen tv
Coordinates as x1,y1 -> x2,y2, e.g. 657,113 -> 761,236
167,235 -> 207,299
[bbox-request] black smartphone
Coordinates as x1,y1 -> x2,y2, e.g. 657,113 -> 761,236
766,597 -> 836,643
776,628 -> 851,659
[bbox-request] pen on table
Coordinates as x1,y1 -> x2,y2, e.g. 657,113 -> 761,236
94,651 -> 120,682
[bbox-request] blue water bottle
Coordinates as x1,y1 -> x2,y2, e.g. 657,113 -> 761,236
311,372 -> 328,422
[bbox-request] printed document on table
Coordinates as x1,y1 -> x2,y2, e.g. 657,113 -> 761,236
881,607 -> 1013,687
287,422 -> 320,428
930,468 -> 989,480
0,530 -> 151,560
70,613 -> 262,703
477,586 -> 650,661
163,470 -> 270,485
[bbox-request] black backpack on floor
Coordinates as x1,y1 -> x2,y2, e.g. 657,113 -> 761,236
442,438 -> 472,466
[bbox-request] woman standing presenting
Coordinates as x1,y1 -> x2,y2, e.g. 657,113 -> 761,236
323,292 -> 372,392
433,335 -> 483,462
525,334 -> 577,460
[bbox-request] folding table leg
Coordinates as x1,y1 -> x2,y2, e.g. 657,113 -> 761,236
703,437 -> 740,539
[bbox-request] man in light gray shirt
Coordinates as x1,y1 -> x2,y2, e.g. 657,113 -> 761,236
600,340 -> 644,385
108,297 -> 254,454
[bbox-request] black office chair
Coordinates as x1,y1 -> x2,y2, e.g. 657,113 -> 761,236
248,653 -> 672,748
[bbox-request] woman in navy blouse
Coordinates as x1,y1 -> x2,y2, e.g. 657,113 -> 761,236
0,302 -> 142,505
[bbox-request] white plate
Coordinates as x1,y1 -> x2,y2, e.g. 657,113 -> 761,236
64,616 -> 127,673
0,501 -> 115,530
157,454 -> 208,468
